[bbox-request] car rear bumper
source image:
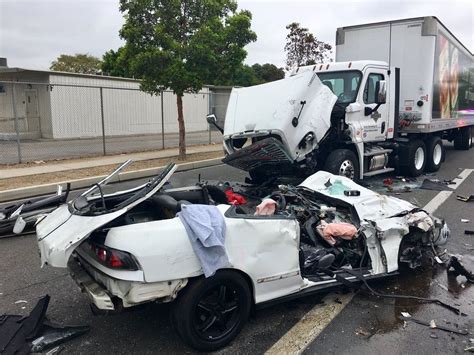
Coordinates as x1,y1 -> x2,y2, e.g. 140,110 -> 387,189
68,255 -> 188,311
68,256 -> 116,311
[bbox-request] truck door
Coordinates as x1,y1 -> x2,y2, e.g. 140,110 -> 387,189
359,69 -> 389,142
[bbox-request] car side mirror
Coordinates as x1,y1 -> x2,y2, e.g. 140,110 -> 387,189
206,114 -> 224,134
375,80 -> 387,104
206,114 -> 217,125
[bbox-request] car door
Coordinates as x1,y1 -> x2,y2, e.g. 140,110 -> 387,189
359,69 -> 389,142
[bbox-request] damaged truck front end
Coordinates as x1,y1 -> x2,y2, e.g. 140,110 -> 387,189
222,69 -> 338,182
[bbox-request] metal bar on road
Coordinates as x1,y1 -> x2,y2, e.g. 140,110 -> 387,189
161,90 -> 165,149
11,82 -> 22,163
99,87 -> 106,155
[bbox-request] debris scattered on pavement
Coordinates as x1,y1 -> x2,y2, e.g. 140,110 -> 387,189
14,300 -> 28,304
0,295 -> 89,354
400,314 -> 468,335
465,230 -> 474,235
354,327 -> 371,337
461,219 -> 470,223
465,346 -> 474,353
435,281 -> 449,292
430,333 -> 438,339
447,256 -> 474,283
420,179 -> 453,191
457,195 -> 474,202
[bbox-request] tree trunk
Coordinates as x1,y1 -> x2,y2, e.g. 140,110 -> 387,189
176,94 -> 186,160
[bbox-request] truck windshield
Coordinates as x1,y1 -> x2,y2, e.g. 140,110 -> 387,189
317,71 -> 362,104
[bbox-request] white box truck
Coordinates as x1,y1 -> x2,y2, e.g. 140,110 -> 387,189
213,17 -> 473,182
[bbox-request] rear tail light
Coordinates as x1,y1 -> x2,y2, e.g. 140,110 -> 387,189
87,242 -> 140,271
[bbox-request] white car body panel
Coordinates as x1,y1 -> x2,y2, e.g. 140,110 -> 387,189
300,171 -> 433,273
37,165 -> 177,268
105,205 -> 302,304
223,70 -> 337,160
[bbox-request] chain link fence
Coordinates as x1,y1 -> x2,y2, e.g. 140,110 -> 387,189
0,80 -> 229,164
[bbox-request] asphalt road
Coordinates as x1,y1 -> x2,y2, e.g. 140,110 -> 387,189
0,142 -> 473,354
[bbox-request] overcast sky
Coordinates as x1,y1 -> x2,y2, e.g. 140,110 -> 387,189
0,0 -> 472,70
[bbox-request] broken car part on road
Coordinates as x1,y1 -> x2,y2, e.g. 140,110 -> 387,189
35,162 -> 456,351
0,295 -> 89,354
0,184 -> 70,238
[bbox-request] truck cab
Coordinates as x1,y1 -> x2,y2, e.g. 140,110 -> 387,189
220,60 -> 397,182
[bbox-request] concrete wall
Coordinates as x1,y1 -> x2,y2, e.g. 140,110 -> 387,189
0,72 -> 51,140
0,71 -> 231,141
49,74 -> 210,139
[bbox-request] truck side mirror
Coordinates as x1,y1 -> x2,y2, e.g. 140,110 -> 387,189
206,114 -> 224,134
375,80 -> 387,104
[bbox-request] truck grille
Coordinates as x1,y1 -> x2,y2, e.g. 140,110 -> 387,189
222,137 -> 293,172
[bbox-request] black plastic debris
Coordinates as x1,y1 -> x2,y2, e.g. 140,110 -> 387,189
447,256 -> 474,283
0,295 -> 89,354
400,315 -> 468,335
420,179 -> 453,191
465,230 -> 474,235
457,195 -> 474,202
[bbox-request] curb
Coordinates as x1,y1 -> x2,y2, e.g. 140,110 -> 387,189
0,157 -> 223,203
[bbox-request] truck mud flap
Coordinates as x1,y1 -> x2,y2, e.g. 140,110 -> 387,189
222,137 -> 294,172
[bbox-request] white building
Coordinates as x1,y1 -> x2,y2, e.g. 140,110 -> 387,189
0,62 -> 230,141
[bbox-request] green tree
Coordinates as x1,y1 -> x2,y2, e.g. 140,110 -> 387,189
251,63 -> 285,83
50,54 -> 102,74
102,48 -> 134,78
213,63 -> 284,87
284,22 -> 332,70
119,0 -> 256,159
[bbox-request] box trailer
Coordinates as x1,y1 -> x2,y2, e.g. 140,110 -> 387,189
214,17 -> 473,181
336,16 -> 474,134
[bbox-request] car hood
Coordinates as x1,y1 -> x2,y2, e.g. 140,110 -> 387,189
299,171 -> 417,221
223,70 -> 337,157
37,164 -> 176,268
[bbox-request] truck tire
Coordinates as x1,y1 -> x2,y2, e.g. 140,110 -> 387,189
453,126 -> 472,150
324,149 -> 360,181
399,140 -> 426,177
425,136 -> 444,172
171,270 -> 251,351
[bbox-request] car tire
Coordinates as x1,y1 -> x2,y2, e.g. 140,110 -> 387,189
323,149 -> 360,181
399,140 -> 426,177
453,126 -> 472,150
425,136 -> 444,172
171,270 -> 252,351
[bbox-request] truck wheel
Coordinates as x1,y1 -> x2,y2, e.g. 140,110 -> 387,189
171,270 -> 251,351
454,126 -> 472,150
400,140 -> 426,177
425,136 -> 444,172
324,149 -> 360,181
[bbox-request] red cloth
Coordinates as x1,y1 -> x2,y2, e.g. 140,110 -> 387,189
225,189 -> 247,205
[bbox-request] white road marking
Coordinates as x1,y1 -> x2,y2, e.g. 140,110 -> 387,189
266,168 -> 473,355
266,293 -> 353,355
423,169 -> 472,214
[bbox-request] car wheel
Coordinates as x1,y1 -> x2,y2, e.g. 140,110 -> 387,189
323,149 -> 360,181
453,126 -> 472,150
172,270 -> 252,351
399,140 -> 426,177
425,136 -> 444,172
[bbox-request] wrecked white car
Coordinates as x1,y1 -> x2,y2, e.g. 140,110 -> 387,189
36,162 -> 449,351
